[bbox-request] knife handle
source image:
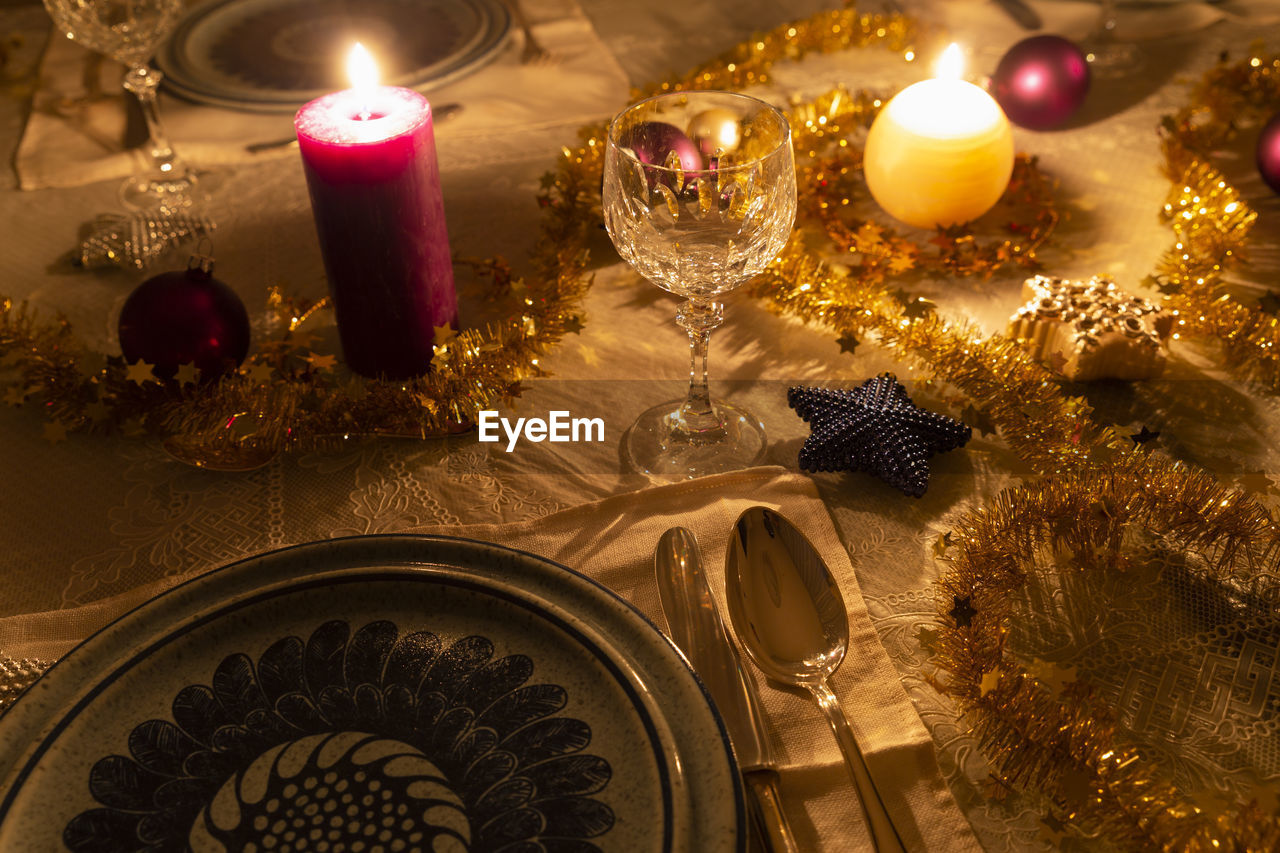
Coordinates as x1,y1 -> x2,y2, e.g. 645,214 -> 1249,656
744,769 -> 798,853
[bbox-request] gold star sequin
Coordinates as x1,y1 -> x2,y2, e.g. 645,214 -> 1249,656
244,363 -> 274,384
126,361 -> 156,384
174,363 -> 200,386
979,669 -> 1001,697
305,353 -> 338,371
42,420 -> 68,444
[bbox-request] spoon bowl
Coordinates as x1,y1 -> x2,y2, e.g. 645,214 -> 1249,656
725,506 -> 905,853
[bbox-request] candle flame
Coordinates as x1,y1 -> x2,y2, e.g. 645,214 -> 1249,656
936,43 -> 964,80
347,42 -> 379,92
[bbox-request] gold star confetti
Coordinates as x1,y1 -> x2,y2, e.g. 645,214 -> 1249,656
305,352 -> 338,371
1038,813 -> 1069,845
126,360 -> 156,384
901,296 -> 936,320
931,531 -> 954,558
979,669 -> 1001,697
1130,425 -> 1160,445
959,404 -> 997,437
174,363 -> 200,386
1236,470 -> 1275,495
432,325 -> 457,346
243,363 -> 274,384
916,625 -> 940,654
837,333 -> 860,355
4,385 -> 25,406
84,399 -> 111,422
42,420 -> 68,444
1026,658 -> 1077,697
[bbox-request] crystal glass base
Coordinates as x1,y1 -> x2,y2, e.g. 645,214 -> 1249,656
1082,40 -> 1143,79
119,172 -> 201,210
625,398 -> 765,478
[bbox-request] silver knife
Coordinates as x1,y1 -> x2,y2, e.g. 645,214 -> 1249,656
993,0 -> 1042,30
655,527 -> 798,853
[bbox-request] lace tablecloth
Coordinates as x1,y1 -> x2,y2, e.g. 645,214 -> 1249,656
4,0 -> 1280,849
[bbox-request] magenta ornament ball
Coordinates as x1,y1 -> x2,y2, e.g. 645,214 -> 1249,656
618,121 -> 703,171
991,35 -> 1091,130
1256,112 -> 1280,195
118,264 -> 251,381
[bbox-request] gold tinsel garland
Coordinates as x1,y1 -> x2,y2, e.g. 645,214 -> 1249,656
1153,50 -> 1280,390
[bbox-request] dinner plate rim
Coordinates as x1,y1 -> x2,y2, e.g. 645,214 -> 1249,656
157,0 -> 513,112
0,533 -> 747,852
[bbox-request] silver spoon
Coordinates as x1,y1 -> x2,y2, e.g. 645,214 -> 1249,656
726,507 -> 906,853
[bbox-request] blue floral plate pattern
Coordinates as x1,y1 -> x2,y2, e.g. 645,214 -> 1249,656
0,536 -> 744,852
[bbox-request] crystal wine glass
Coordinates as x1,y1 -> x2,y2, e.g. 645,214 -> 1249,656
42,0 -> 196,207
603,91 -> 796,477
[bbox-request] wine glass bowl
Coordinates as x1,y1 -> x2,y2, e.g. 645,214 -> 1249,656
603,91 -> 797,477
42,0 -> 197,207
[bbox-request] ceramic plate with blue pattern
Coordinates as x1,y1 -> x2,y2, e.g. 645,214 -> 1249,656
0,536 -> 744,851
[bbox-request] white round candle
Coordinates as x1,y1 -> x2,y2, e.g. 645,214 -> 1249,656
863,44 -> 1014,229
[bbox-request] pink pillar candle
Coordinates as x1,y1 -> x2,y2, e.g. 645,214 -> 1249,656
295,85 -> 456,379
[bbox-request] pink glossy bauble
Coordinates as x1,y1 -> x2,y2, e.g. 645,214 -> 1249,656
991,35 -> 1090,130
1257,112 -> 1280,195
618,120 -> 703,171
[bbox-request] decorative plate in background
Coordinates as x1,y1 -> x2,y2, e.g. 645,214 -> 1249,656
0,536 -> 744,852
157,0 -> 512,111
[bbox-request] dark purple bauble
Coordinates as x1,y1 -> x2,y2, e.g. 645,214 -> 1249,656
618,120 -> 703,171
118,262 -> 250,381
991,35 -> 1090,130
1257,112 -> 1280,195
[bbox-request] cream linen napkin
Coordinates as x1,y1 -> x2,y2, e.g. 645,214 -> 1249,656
16,0 -> 628,190
0,466 -> 979,851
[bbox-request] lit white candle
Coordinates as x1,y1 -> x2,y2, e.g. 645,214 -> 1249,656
863,44 -> 1014,229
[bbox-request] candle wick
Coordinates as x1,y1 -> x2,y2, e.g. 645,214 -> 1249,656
357,106 -> 373,121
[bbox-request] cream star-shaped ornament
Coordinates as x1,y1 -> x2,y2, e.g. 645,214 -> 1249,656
1010,274 -> 1173,381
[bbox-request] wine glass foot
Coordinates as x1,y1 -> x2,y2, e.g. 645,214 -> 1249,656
625,398 -> 765,478
119,171 -> 203,211
1081,40 -> 1144,79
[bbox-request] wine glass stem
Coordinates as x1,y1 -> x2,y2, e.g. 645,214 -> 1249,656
1094,0 -> 1118,42
675,298 -> 725,434
122,64 -> 181,177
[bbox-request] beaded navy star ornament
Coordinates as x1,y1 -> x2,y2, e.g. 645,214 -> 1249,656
788,373 -> 971,497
